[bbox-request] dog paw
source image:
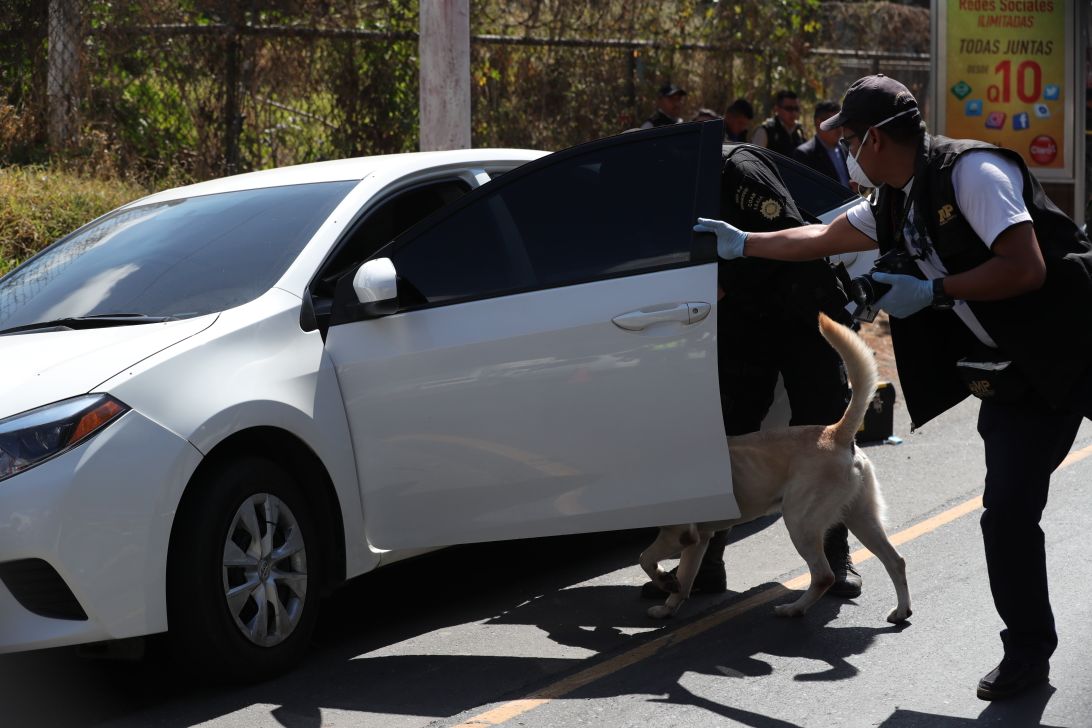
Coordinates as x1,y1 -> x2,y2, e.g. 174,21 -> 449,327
886,606 -> 912,624
647,605 -> 675,619
774,603 -> 804,618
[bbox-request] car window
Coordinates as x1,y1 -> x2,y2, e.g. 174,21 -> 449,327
386,124 -> 718,306
760,148 -> 858,222
312,179 -> 471,301
0,181 -> 355,331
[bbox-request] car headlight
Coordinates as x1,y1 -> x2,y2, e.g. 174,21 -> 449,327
0,394 -> 129,482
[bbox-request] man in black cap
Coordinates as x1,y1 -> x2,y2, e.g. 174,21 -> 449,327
640,84 -> 687,129
694,73 -> 1092,702
723,98 -> 755,142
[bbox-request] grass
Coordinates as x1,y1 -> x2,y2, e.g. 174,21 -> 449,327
0,165 -> 148,277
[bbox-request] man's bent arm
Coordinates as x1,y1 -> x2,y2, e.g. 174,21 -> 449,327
941,221 -> 1045,301
742,213 -> 877,260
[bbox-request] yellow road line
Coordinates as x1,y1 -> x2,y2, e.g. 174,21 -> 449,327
450,440 -> 1092,728
1061,443 -> 1092,468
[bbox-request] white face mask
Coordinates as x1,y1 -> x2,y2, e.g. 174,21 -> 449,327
846,131 -> 876,188
842,107 -> 919,189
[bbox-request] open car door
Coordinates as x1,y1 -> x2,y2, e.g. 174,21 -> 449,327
325,121 -> 740,550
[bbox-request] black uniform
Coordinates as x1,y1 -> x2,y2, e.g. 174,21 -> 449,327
873,134 -> 1092,663
717,144 -> 852,435
756,118 -> 806,157
646,144 -> 856,595
640,109 -> 680,129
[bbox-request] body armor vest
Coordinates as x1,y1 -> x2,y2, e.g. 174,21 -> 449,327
874,134 -> 1092,426
759,118 -> 805,157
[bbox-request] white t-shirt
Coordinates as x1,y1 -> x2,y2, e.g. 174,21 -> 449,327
844,151 -> 1032,347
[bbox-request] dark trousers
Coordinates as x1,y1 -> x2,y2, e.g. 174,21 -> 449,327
977,371 -> 1092,661
709,315 -> 850,568
719,317 -> 848,435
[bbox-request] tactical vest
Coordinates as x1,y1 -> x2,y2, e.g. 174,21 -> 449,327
718,144 -> 850,326
643,109 -> 679,128
759,118 -> 805,157
873,134 -> 1092,427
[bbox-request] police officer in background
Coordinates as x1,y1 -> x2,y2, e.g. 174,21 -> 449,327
640,84 -> 687,129
723,98 -> 755,142
751,90 -> 807,156
642,141 -> 861,601
695,74 -> 1092,702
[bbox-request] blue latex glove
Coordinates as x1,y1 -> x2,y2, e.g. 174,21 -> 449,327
871,271 -> 934,318
693,217 -> 748,260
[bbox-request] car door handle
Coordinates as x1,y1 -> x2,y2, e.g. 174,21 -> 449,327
611,302 -> 711,331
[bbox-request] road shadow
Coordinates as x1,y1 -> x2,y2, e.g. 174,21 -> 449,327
876,683 -> 1059,726
527,587 -> 912,728
0,527 -> 648,727
0,517 -> 871,728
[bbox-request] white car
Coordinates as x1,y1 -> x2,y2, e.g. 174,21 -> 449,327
0,121 -> 864,679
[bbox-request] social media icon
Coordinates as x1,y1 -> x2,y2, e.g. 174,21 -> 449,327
951,81 -> 972,100
985,111 -> 1006,130
1013,113 -> 1030,131
964,99 -> 983,117
1043,84 -> 1060,100
1034,104 -> 1050,119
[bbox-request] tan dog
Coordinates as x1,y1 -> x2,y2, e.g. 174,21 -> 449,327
640,313 -> 911,624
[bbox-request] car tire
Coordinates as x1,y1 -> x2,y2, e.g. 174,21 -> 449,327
167,456 -> 321,683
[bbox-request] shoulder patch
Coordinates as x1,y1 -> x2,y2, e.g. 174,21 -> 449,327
760,198 -> 782,220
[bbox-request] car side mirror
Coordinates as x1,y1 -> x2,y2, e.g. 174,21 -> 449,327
351,257 -> 399,318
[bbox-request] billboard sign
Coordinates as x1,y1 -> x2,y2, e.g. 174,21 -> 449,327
934,0 -> 1076,179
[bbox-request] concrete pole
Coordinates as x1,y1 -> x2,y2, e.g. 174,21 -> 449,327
47,0 -> 81,151
419,0 -> 471,151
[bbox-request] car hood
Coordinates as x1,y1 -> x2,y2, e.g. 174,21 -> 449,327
0,315 -> 217,417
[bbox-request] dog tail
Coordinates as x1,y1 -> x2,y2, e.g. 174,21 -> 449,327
818,313 -> 879,448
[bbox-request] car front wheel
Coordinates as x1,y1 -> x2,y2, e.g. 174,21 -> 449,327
168,456 -> 320,682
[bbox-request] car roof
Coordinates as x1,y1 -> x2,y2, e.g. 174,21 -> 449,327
128,148 -> 548,207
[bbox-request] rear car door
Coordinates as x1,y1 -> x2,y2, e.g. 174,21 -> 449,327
325,122 -> 739,550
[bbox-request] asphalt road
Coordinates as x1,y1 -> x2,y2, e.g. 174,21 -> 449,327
3,395 -> 1091,728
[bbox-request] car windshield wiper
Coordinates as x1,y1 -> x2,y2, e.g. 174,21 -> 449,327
0,313 -> 180,336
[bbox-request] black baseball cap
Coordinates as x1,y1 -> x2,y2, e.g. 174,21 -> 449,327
819,74 -> 919,131
659,83 -> 687,97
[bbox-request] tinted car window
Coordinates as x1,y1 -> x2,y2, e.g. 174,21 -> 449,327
313,179 -> 470,300
762,148 -> 858,221
389,127 -> 714,305
0,181 -> 355,331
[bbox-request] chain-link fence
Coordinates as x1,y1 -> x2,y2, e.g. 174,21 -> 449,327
1,1 -> 931,183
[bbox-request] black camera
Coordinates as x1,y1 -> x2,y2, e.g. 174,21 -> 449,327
849,248 -> 917,322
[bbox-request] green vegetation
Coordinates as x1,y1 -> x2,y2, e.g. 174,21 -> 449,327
0,165 -> 147,276
0,1 -> 929,270
2,1 -> 848,180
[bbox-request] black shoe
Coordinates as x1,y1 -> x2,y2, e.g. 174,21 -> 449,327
827,561 -> 863,598
824,524 -> 862,599
976,656 -> 1050,701
640,565 -> 727,599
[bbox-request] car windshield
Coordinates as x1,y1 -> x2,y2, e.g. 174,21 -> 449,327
0,180 -> 356,332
